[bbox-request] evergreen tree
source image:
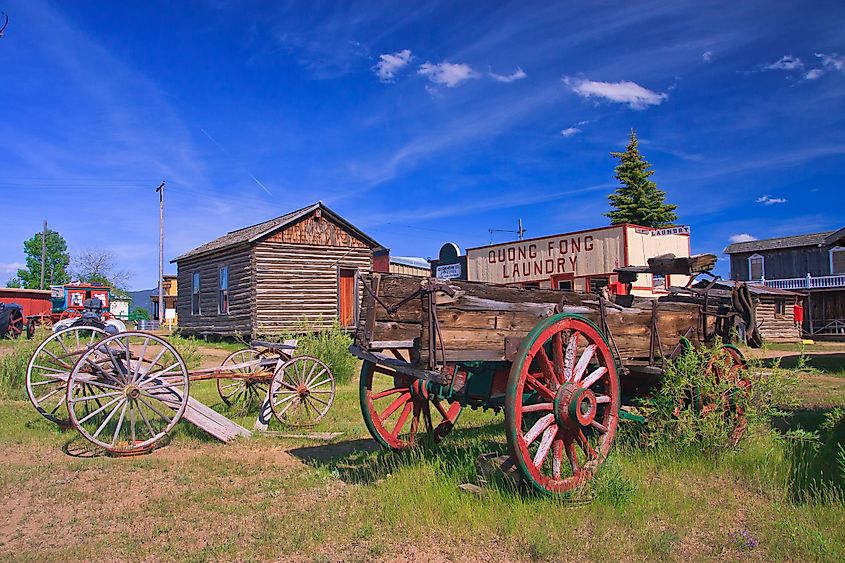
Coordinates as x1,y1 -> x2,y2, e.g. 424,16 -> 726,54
606,130 -> 678,227
16,229 -> 71,289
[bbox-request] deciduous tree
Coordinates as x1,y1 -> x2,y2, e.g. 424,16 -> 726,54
15,229 -> 71,289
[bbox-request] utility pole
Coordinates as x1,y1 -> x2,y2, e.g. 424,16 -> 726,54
488,219 -> 527,244
156,181 -> 165,326
40,220 -> 47,289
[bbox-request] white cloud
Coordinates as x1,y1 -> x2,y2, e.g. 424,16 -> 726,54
729,233 -> 757,244
562,76 -> 667,110
0,262 -> 23,277
815,52 -> 845,72
803,68 -> 824,81
764,55 -> 803,71
756,195 -> 787,205
702,51 -> 714,63
374,49 -> 413,82
489,67 -> 527,83
418,61 -> 476,87
561,127 -> 582,137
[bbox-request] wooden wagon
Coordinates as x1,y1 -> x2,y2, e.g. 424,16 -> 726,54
350,256 -> 755,495
25,330 -> 335,454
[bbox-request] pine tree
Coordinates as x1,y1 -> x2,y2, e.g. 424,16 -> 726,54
15,229 -> 71,289
606,130 -> 678,227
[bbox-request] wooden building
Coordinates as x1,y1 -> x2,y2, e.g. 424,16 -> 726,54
389,256 -> 430,277
151,274 -> 178,323
696,280 -> 802,342
0,288 -> 52,318
458,224 -> 691,297
725,227 -> 845,336
173,202 -> 384,338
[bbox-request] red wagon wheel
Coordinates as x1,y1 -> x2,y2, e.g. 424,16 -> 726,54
702,344 -> 750,446
505,314 -> 620,495
359,360 -> 462,451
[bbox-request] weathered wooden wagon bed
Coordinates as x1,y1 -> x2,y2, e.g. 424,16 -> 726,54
350,261 -> 753,495
25,330 -> 335,455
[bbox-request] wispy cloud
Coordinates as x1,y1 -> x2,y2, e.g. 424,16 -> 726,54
764,55 -> 803,71
815,52 -> 845,72
756,195 -> 787,205
489,67 -> 527,83
374,49 -> 413,82
419,61 -> 476,87
728,233 -> 757,243
0,262 -> 23,278
562,76 -> 667,109
561,127 -> 582,137
803,68 -> 824,81
702,51 -> 714,63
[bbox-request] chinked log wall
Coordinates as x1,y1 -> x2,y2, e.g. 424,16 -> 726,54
757,298 -> 800,341
252,241 -> 372,334
177,245 -> 252,337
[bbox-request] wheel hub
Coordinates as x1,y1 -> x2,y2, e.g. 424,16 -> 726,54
554,383 -> 597,428
124,384 -> 141,400
297,385 -> 310,398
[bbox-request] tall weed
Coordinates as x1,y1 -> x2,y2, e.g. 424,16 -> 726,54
265,319 -> 356,384
0,329 -> 48,400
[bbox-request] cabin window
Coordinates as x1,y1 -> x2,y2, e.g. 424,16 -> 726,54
590,277 -> 610,292
748,254 -> 765,280
191,272 -> 201,315
831,247 -> 845,275
557,280 -> 573,291
652,274 -> 666,291
775,299 -> 786,318
218,267 -> 229,314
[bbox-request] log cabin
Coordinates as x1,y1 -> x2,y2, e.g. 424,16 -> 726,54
172,202 -> 386,338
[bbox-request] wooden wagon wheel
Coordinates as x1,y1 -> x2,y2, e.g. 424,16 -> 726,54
216,348 -> 271,408
7,307 -> 24,338
700,344 -> 750,446
66,331 -> 189,454
505,314 -> 620,495
269,356 -> 335,427
359,360 -> 462,451
26,326 -> 107,426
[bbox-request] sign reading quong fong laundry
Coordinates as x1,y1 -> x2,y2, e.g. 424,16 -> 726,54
466,226 -> 625,284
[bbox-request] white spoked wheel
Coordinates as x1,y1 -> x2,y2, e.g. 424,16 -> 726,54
26,327 -> 107,426
216,348 -> 271,409
66,331 -> 189,455
269,356 -> 335,427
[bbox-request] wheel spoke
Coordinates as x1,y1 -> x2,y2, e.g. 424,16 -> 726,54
552,437 -> 564,480
581,366 -> 607,390
564,432 -> 579,473
595,394 -> 611,404
92,398 -> 126,439
522,402 -> 553,413
523,413 -> 555,445
535,348 -> 559,389
532,425 -> 556,468
525,374 -> 555,400
136,396 -> 172,425
35,387 -> 63,405
379,392 -> 411,421
564,332 -> 578,381
33,364 -> 67,375
408,402 -> 422,443
552,332 -> 564,383
77,395 -> 123,425
576,428 -> 598,459
111,401 -> 129,446
132,338 -> 150,382
572,344 -> 596,383
70,390 -> 121,403
373,387 -> 404,400
589,420 -> 607,434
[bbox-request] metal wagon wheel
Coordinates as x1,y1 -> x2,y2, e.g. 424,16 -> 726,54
6,307 -> 24,338
359,360 -> 463,451
216,348 -> 271,408
505,314 -> 621,495
700,344 -> 751,446
26,326 -> 107,426
66,331 -> 189,455
269,356 -> 335,427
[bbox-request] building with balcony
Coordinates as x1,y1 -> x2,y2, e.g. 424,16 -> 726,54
725,227 -> 845,336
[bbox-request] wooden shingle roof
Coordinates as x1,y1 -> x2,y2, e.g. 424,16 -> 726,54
724,231 -> 834,255
173,202 -> 382,262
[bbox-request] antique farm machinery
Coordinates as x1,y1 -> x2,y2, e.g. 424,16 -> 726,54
25,329 -> 335,454
350,255 -> 756,495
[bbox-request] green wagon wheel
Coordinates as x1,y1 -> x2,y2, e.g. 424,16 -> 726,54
216,348 -> 270,408
505,314 -> 620,495
66,331 -> 189,454
359,360 -> 462,451
26,327 -> 107,426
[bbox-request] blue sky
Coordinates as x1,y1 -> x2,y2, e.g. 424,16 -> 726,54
1,0 -> 844,290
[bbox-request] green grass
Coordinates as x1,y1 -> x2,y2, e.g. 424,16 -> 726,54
1,345 -> 844,560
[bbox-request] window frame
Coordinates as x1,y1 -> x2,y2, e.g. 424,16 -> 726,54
652,273 -> 667,291
218,266 -> 229,315
589,276 -> 610,293
191,271 -> 201,315
748,254 -> 765,281
557,279 -> 573,291
774,299 -> 786,318
830,246 -> 845,275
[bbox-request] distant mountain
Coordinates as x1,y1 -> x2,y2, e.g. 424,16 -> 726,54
128,288 -> 155,313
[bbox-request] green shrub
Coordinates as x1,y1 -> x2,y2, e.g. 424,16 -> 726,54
638,339 -> 797,455
296,322 -> 356,384
165,334 -> 202,370
0,330 -> 47,400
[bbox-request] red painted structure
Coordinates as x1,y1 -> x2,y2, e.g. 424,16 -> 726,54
0,288 -> 52,317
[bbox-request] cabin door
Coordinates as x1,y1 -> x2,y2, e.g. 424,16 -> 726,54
338,268 -> 357,327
